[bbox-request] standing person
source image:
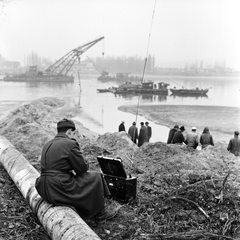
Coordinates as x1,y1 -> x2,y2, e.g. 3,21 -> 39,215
172,126 -> 185,144
118,121 -> 125,132
167,125 -> 179,144
138,122 -> 148,147
128,121 -> 138,144
227,131 -> 240,156
35,118 -> 117,222
185,127 -> 199,149
200,127 -> 214,149
145,122 -> 152,142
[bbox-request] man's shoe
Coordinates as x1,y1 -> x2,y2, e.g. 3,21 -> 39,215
94,206 -> 117,223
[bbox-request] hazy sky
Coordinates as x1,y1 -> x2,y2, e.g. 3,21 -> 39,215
0,0 -> 240,69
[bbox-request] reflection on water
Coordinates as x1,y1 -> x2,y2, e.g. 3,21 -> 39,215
170,94 -> 208,100
0,75 -> 239,142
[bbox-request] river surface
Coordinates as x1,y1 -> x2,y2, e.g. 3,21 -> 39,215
0,74 -> 239,142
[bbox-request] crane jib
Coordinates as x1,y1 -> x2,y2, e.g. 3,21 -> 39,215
44,36 -> 104,76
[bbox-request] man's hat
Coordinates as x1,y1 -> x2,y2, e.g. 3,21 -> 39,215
180,126 -> 185,131
57,118 -> 75,131
192,127 -> 197,131
174,125 -> 179,129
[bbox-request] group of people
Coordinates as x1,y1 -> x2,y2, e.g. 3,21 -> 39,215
167,124 -> 240,156
35,118 -> 240,226
118,121 -> 152,147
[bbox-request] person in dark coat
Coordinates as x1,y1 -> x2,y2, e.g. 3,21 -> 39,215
118,121 -> 126,132
227,131 -> 240,156
35,119 -> 117,221
145,122 -> 152,142
200,127 -> 214,149
172,126 -> 185,144
128,121 -> 138,144
138,122 -> 148,147
167,125 -> 179,144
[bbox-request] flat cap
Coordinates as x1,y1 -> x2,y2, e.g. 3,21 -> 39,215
57,118 -> 75,131
192,127 -> 197,130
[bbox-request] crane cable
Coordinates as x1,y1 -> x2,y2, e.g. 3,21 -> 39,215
135,0 -> 157,124
77,56 -> 82,107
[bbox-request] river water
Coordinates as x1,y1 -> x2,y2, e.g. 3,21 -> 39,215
0,74 -> 239,142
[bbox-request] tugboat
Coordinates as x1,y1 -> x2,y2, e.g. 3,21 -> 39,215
170,87 -> 209,96
113,80 -> 169,95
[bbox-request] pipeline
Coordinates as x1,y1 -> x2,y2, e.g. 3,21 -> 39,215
0,135 -> 101,240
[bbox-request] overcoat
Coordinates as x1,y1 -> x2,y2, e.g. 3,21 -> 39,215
128,125 -> 138,143
138,126 -> 148,147
35,133 -> 110,220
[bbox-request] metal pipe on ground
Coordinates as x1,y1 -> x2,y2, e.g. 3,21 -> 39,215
0,135 -> 101,240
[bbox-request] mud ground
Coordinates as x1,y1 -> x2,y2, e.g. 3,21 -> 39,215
0,97 -> 240,239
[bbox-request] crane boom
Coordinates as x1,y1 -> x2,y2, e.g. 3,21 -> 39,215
44,36 -> 104,76
86,55 -> 109,76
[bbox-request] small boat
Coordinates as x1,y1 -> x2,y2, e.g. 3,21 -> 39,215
97,87 -> 115,93
170,87 -> 209,96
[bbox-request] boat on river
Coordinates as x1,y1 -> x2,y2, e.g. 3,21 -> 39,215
170,87 -> 209,96
97,87 -> 116,93
113,81 -> 169,95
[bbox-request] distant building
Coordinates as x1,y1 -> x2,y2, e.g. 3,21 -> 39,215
0,61 -> 21,74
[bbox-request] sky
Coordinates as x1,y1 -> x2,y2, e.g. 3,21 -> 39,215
0,0 -> 240,70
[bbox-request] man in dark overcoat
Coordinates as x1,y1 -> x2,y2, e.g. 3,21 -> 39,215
128,121 -> 138,144
167,125 -> 179,144
145,122 -> 152,142
35,119 -> 117,221
172,126 -> 185,144
227,131 -> 240,156
138,122 -> 148,147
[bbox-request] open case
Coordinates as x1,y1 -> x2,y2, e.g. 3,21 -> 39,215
97,156 -> 137,203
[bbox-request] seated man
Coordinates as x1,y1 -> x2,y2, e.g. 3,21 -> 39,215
35,118 -> 117,221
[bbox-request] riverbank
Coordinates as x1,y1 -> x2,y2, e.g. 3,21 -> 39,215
119,104 -> 240,144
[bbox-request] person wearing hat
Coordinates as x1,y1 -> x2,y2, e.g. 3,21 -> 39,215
185,127 -> 199,149
172,126 -> 185,144
118,120 -> 126,132
167,125 -> 179,144
200,127 -> 214,149
128,121 -> 138,144
145,122 -> 152,142
138,122 -> 148,147
35,118 -> 117,222
227,131 -> 240,156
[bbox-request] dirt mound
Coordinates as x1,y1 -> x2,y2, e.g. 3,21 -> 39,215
1,97 -> 240,239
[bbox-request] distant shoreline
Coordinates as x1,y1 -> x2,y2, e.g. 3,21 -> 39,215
119,104 -> 240,144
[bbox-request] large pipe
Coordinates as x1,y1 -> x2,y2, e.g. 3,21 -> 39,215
0,136 -> 101,240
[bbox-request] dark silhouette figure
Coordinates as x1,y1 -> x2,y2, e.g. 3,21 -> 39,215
118,121 -> 126,132
200,127 -> 214,149
145,122 -> 152,142
172,126 -> 185,144
227,131 -> 240,156
128,122 -> 138,144
167,125 -> 179,144
138,122 -> 148,147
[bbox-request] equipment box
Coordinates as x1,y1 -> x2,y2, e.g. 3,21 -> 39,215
97,156 -> 137,203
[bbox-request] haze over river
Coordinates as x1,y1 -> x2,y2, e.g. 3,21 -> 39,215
0,75 -> 239,142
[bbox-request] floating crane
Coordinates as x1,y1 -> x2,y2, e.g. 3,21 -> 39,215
3,36 -> 104,82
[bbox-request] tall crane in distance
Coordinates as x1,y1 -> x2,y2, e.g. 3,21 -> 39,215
45,36 -> 105,77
